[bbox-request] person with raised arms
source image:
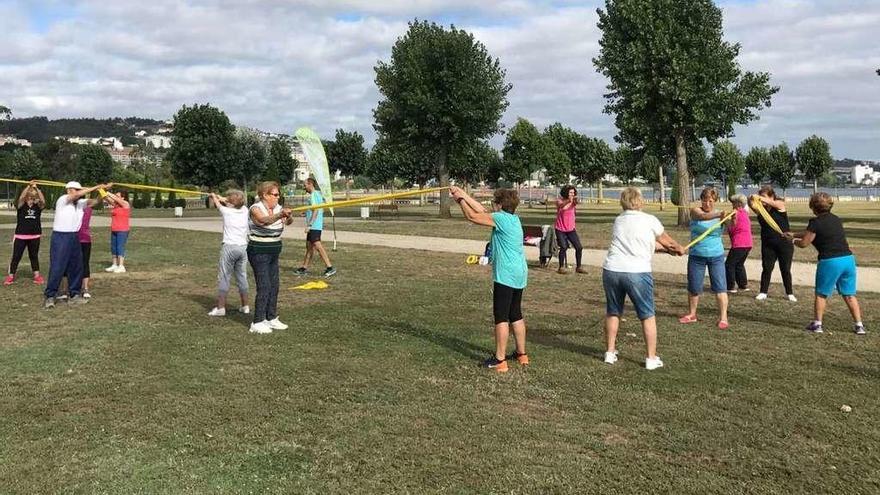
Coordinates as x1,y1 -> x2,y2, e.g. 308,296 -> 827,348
603,187 -> 685,370
450,185 -> 528,373
679,187 -> 730,329
725,194 -> 753,293
44,181 -> 110,308
750,185 -> 796,302
789,192 -> 865,335
207,190 -> 250,317
247,181 -> 293,334
554,185 -> 586,275
104,190 -> 131,273
5,181 -> 46,286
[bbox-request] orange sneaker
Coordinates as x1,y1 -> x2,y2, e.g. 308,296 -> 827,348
507,352 -> 530,366
483,357 -> 509,372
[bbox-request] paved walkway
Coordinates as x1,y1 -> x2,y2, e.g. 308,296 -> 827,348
4,211 -> 880,292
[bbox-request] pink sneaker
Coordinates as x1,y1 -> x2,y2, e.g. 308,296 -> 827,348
3,274 -> 14,286
33,274 -> 45,284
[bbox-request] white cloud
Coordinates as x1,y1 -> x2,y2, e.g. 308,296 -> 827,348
0,0 -> 878,159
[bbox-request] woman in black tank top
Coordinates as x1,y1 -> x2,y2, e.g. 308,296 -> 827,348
749,186 -> 795,301
5,182 -> 46,285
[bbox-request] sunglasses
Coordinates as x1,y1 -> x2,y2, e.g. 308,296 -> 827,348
268,193 -> 280,197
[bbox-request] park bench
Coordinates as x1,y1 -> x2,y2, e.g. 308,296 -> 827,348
374,203 -> 399,217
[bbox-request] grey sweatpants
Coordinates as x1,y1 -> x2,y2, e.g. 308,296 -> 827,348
218,244 -> 249,295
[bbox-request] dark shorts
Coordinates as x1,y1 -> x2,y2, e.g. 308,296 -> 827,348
493,282 -> 524,324
306,229 -> 322,242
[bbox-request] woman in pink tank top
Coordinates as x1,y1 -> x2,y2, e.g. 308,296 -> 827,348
725,194 -> 753,292
554,185 -> 585,275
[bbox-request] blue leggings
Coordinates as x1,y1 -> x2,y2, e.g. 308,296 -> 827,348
111,231 -> 130,257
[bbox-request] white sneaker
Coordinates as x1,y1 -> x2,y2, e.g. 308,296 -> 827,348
268,317 -> 288,330
645,356 -> 664,370
238,306 -> 250,315
604,351 -> 619,364
105,264 -> 118,272
755,293 -> 768,301
787,294 -> 797,302
82,292 -> 91,299
208,307 -> 226,317
248,320 -> 272,334
114,265 -> 126,273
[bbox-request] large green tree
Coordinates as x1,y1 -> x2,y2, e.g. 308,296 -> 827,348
448,140 -> 501,187
265,139 -> 297,186
33,140 -> 77,181
795,135 -> 833,193
767,143 -> 797,193
501,118 -> 545,185
612,145 -> 640,185
0,105 -> 10,120
232,128 -> 267,192
373,20 -> 511,217
708,140 -> 745,197
76,144 -> 114,185
167,104 -> 237,187
744,146 -> 771,186
326,129 -> 368,178
10,148 -> 46,180
365,136 -> 402,186
571,137 -> 614,199
593,0 -> 778,225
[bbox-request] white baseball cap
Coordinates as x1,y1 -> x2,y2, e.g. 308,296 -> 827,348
65,181 -> 83,189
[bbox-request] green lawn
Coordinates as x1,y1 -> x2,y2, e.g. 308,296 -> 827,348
1,227 -> 878,493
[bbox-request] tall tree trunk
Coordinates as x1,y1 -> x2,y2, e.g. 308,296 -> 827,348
438,148 -> 451,218
658,166 -> 665,211
813,178 -> 818,194
598,181 -> 604,202
675,131 -> 692,226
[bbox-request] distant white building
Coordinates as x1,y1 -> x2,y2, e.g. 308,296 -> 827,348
852,164 -> 880,185
0,135 -> 31,147
109,147 -> 135,167
64,136 -> 123,150
144,135 -> 172,149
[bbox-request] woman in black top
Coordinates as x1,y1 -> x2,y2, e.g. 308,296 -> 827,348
749,185 -> 796,302
789,192 -> 864,335
4,181 -> 46,285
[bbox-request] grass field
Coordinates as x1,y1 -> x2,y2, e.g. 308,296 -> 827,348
1,226 -> 878,493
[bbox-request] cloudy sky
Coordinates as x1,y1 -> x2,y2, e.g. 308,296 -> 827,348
1,0 -> 878,159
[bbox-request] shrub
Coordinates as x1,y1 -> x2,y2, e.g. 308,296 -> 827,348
153,190 -> 163,208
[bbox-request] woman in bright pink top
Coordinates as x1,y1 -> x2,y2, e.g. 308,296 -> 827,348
725,194 -> 753,292
555,185 -> 585,275
105,190 -> 131,273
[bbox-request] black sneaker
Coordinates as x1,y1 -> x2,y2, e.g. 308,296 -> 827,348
294,267 -> 308,276
854,324 -> 867,335
323,266 -> 337,278
482,357 -> 508,372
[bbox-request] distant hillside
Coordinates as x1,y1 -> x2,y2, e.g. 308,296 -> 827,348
0,116 -> 166,144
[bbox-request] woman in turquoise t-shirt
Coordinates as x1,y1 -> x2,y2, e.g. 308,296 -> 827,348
680,187 -> 730,329
449,186 -> 528,373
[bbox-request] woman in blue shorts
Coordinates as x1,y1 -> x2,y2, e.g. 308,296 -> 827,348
790,192 -> 865,335
680,187 -> 730,329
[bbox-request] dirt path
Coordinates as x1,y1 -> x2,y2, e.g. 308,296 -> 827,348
4,212 -> 880,292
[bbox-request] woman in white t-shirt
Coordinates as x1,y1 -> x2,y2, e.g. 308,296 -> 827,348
207,190 -> 251,317
602,187 -> 684,371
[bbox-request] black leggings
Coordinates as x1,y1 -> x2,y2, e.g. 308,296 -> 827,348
9,238 -> 40,275
725,247 -> 751,290
556,229 -> 583,268
760,239 -> 794,295
493,282 -> 524,324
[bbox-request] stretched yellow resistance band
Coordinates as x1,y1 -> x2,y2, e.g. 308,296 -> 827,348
749,195 -> 784,235
683,210 -> 737,251
288,186 -> 448,213
0,178 -> 67,188
1,177 -> 206,197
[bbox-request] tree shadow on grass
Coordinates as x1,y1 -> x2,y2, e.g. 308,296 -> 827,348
377,320 -> 488,363
828,362 -> 880,380
183,293 -> 251,326
527,323 -> 620,364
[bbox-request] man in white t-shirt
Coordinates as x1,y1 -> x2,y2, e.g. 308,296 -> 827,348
45,181 -> 110,308
207,191 -> 250,317
602,187 -> 684,370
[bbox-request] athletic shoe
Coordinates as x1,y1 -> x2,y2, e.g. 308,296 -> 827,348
505,352 -> 530,365
294,267 -> 308,276
69,295 -> 89,305
56,294 -> 68,301
248,321 -> 272,334
805,321 -> 823,334
718,320 -> 729,330
323,266 -> 337,278
854,324 -> 867,336
3,275 -> 13,286
604,351 -> 619,365
105,264 -> 118,272
787,294 -> 798,302
238,306 -> 250,315
742,288 -> 751,292
483,357 -> 508,373
43,297 -> 55,309
208,307 -> 226,317
557,267 -> 569,275
645,356 -> 664,370
576,267 -> 588,274
82,292 -> 91,299
114,265 -> 126,273
728,288 -> 738,294
33,274 -> 44,284
268,317 -> 288,330
755,293 -> 768,301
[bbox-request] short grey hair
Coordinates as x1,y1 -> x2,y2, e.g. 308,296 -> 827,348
729,193 -> 747,208
225,189 -> 245,208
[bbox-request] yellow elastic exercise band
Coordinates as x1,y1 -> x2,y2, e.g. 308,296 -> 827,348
749,196 -> 784,235
684,210 -> 737,250
288,186 -> 448,213
0,178 -> 67,188
111,182 -> 207,197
